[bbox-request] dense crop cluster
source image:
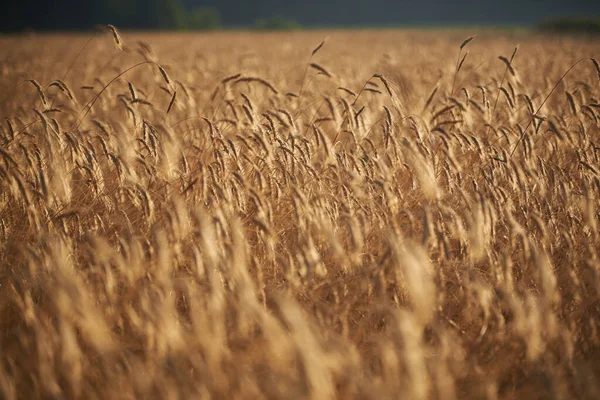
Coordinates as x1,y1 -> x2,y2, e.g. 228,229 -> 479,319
1,28 -> 599,399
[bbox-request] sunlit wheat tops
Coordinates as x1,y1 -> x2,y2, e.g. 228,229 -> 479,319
0,27 -> 599,400
106,24 -> 124,51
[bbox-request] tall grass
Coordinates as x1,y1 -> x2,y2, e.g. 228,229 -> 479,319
0,28 -> 599,399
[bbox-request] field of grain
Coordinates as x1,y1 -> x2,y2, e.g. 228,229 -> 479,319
0,28 -> 599,399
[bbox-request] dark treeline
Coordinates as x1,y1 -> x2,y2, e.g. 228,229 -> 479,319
189,0 -> 600,27
2,0 -> 600,32
3,0 -> 192,31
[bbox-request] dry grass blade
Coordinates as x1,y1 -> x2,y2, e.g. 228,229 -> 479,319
458,52 -> 469,73
28,79 -> 49,108
423,84 -> 439,111
221,73 -> 242,85
591,58 -> 600,80
106,24 -> 124,51
167,91 -> 177,114
452,36 -> 475,94
310,63 -> 333,77
374,74 -> 393,97
510,45 -> 519,61
158,65 -> 172,87
566,91 -> 577,115
499,56 -> 516,76
128,81 -> 137,101
547,119 -> 564,140
460,35 -> 475,50
338,87 -> 357,97
312,39 -> 326,56
234,77 -> 279,94
499,87 -> 514,108
5,118 -> 15,140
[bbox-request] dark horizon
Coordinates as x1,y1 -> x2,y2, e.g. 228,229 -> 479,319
2,0 -> 600,32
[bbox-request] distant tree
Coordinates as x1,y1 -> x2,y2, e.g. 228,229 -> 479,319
538,17 -> 600,34
147,0 -> 189,30
99,0 -> 138,28
189,7 -> 221,30
254,15 -> 302,31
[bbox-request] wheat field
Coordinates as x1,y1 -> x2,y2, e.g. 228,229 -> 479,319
0,28 -> 599,399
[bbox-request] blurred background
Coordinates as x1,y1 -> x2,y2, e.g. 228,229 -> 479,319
1,0 -> 600,32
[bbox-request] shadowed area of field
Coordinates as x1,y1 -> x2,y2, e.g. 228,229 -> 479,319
1,30 -> 600,399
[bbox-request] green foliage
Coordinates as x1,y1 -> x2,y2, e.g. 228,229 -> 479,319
254,16 -> 302,31
95,0 -> 221,31
189,7 -> 221,30
538,17 -> 600,34
151,0 -> 189,30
